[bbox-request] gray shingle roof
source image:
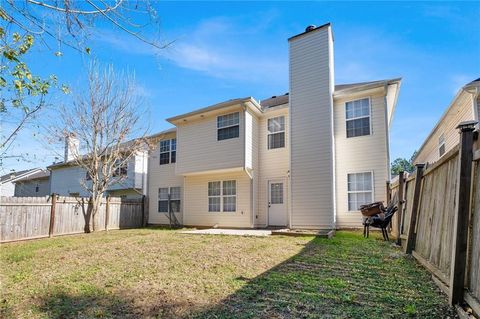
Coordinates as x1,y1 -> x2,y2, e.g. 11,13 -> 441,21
0,168 -> 39,183
14,170 -> 50,183
260,79 -> 401,109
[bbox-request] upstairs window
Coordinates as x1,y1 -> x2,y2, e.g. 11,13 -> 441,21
347,172 -> 373,211
217,112 -> 239,141
346,98 -> 371,138
113,161 -> 128,177
160,138 -> 176,165
438,133 -> 446,157
267,116 -> 285,149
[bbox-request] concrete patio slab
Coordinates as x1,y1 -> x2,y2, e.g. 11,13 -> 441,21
180,228 -> 272,237
271,229 -> 335,238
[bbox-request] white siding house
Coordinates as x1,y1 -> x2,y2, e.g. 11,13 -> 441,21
414,78 -> 480,165
144,23 -> 401,230
47,23 -> 401,230
48,137 -> 149,199
0,168 -> 44,197
14,170 -> 50,197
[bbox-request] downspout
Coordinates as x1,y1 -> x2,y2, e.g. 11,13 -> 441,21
242,103 -> 255,228
383,84 -> 392,182
183,175 -> 186,226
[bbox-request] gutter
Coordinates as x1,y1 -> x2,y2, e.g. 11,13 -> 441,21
167,97 -> 262,124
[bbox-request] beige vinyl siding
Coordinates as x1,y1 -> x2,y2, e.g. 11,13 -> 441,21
148,133 -> 184,225
289,25 -> 335,229
477,95 -> 480,121
334,92 -> 389,228
175,107 -> 245,175
415,91 -> 475,164
183,171 -> 251,228
256,107 -> 290,227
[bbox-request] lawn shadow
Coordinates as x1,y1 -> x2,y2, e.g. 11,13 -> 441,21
37,289 -> 192,318
187,232 -> 456,319
28,232 -> 455,319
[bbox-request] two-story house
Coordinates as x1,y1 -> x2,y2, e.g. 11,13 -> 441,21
413,78 -> 479,165
147,23 -> 401,229
48,134 -> 149,199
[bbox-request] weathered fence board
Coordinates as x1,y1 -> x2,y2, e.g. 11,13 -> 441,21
0,196 -> 51,242
469,162 -> 480,303
0,195 -> 144,243
389,121 -> 480,312
107,198 -> 143,229
414,153 -> 458,281
401,176 -> 416,238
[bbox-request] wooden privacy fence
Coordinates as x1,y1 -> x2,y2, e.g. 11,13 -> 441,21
0,195 -> 145,243
389,121 -> 480,315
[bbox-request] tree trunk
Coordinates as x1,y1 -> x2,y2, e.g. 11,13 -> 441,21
84,197 -> 93,233
91,194 -> 103,232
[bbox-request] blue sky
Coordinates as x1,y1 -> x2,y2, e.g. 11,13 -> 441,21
4,1 -> 480,172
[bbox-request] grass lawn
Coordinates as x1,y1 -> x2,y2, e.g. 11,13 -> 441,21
1,228 -> 456,318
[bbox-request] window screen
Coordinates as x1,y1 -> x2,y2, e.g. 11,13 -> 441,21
346,98 -> 370,138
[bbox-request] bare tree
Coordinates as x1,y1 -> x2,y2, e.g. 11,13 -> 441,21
0,1 -> 171,167
54,65 -> 151,232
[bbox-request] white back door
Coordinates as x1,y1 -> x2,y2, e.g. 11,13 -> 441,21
268,179 -> 287,227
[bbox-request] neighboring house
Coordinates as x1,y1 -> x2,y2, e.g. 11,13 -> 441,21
147,23 -> 401,229
48,135 -> 148,199
0,168 -> 44,196
13,170 -> 51,197
413,78 -> 480,165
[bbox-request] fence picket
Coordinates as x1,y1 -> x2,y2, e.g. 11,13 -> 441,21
0,196 -> 143,243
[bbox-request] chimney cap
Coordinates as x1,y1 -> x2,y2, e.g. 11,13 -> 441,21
305,25 -> 316,32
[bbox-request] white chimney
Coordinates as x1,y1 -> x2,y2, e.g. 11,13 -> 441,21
64,133 -> 79,162
288,23 -> 336,229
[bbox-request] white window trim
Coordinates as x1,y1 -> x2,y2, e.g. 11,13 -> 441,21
438,133 -> 446,158
347,171 -> 375,212
208,180 -> 237,213
345,97 -> 372,137
267,116 -> 286,150
217,112 -> 240,129
159,138 -> 176,165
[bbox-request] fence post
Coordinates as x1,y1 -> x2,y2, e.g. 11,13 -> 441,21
396,171 -> 405,246
105,196 -> 110,231
142,195 -> 148,227
405,164 -> 425,254
449,120 -> 477,305
386,181 -> 392,204
49,193 -> 57,237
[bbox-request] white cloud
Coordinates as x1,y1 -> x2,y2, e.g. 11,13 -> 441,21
95,15 -> 288,84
